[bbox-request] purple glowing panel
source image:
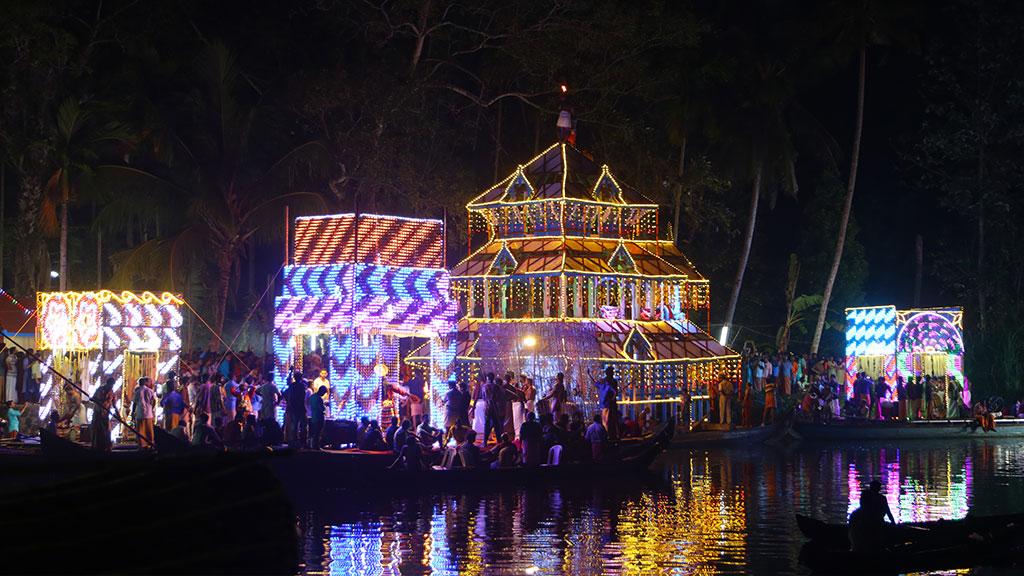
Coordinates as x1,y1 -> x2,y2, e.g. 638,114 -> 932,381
896,311 -> 964,354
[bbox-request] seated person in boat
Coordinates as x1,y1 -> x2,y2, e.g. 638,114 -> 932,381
489,433 -> 520,468
360,420 -> 388,451
971,401 -> 996,432
355,416 -> 371,448
384,416 -> 399,449
393,419 -> 414,453
416,413 -> 443,449
222,412 -> 245,448
620,415 -> 641,438
170,419 -> 190,443
390,435 -> 425,471
456,430 -> 481,467
584,413 -> 608,462
849,479 -> 895,552
192,413 -> 224,450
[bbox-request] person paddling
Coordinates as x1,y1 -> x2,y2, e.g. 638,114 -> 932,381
849,479 -> 895,552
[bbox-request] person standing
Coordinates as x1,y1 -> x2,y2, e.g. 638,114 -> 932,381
780,356 -> 793,396
456,380 -> 472,428
541,372 -> 568,418
209,375 -> 226,430
90,378 -> 115,451
309,386 -> 327,450
407,369 -> 426,427
160,382 -> 185,430
592,366 -> 620,441
223,376 -> 239,424
895,374 -> 907,421
512,375 -> 527,439
442,381 -> 462,445
256,376 -> 281,424
285,370 -> 308,447
873,376 -> 890,420
131,377 -> 156,449
907,376 -> 923,421
3,350 -> 16,403
483,376 -> 506,444
471,375 -> 487,437
762,376 -> 777,426
523,378 -> 537,417
718,375 -> 734,425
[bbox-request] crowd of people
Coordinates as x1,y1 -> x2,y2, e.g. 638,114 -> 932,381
386,366 -> 640,471
714,349 -> 1021,429
44,346 -> 647,471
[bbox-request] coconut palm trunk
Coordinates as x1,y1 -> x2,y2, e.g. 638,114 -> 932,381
721,158 -> 763,346
810,43 -> 866,354
59,192 -> 68,291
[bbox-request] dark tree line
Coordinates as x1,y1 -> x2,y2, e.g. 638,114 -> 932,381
1,0 -> 1021,396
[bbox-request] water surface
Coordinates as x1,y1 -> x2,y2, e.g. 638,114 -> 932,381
296,439 -> 1024,575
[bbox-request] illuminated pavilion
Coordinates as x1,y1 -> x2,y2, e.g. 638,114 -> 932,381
413,142 -> 738,416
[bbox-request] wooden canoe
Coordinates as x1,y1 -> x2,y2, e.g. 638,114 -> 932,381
796,513 -> 1024,574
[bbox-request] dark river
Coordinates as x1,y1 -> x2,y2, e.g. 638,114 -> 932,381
293,439 -> 1024,575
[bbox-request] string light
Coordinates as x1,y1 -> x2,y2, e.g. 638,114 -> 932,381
448,143 -> 735,401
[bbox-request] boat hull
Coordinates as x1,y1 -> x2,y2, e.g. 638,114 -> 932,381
793,418 -> 1024,441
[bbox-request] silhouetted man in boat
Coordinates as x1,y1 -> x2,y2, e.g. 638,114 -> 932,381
849,479 -> 895,552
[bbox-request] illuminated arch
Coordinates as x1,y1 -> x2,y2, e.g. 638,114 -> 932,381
896,311 -> 964,354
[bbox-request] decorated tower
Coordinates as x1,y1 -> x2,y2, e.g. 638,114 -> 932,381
415,142 -> 739,416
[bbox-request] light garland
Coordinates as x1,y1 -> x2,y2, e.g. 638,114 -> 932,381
35,290 -> 182,426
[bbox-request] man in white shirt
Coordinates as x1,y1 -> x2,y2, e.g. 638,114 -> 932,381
131,377 -> 156,449
313,370 -> 331,417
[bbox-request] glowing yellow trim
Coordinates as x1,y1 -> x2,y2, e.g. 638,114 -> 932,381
39,290 -> 183,306
589,165 -> 627,204
501,165 -> 537,201
469,197 -> 659,210
438,354 -> 739,364
467,143 -> 560,206
845,305 -> 898,313
452,271 -> 709,281
560,143 -> 569,199
457,316 -> 710,327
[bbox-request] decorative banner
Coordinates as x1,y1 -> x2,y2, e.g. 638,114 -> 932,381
845,306 -> 897,357
293,213 -> 444,268
38,291 -> 183,351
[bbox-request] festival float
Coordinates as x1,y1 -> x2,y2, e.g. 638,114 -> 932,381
410,142 -> 739,422
844,305 -> 968,412
35,290 -> 183,439
273,213 -> 459,424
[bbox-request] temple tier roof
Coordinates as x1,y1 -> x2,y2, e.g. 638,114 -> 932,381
467,142 -> 657,208
451,237 -> 705,280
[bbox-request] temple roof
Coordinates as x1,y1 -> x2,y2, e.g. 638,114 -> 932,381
467,143 -> 656,208
451,237 -> 706,279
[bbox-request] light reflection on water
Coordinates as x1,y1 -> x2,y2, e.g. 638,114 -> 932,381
298,439 -> 1024,575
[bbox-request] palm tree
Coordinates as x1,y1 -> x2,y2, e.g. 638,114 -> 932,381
718,57 -> 801,346
41,98 -> 129,291
102,43 -> 329,344
809,0 -> 915,353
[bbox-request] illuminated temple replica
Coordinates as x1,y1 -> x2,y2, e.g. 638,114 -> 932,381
844,305 -> 968,404
412,142 -> 739,414
274,214 -> 459,420
36,290 -> 184,436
